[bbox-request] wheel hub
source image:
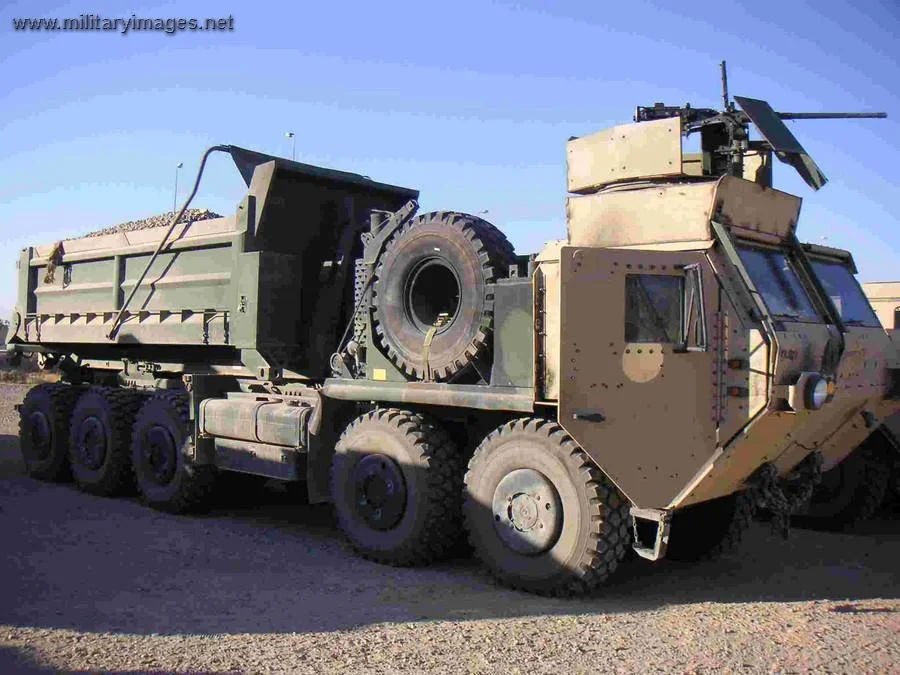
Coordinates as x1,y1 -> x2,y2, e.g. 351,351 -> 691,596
351,454 -> 407,531
75,416 -> 107,470
143,424 -> 177,486
27,411 -> 52,460
492,468 -> 563,555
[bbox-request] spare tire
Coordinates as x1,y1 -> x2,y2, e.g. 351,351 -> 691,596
372,211 -> 515,380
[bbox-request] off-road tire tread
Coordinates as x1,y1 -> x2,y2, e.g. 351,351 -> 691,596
132,391 -> 216,514
666,490 -> 756,562
69,386 -> 143,496
371,211 -> 516,380
19,382 -> 80,481
463,417 -> 631,597
331,408 -> 464,566
801,441 -> 891,531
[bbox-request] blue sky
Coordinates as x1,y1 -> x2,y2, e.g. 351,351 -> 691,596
1,0 -> 898,320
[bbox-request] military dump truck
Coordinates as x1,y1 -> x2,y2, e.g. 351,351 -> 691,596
8,65 -> 898,595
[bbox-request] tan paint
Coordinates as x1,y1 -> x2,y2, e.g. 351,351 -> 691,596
567,181 -> 717,248
712,177 -> 801,242
567,175 -> 800,251
556,245 -> 718,508
621,345 -> 664,383
566,117 -> 683,193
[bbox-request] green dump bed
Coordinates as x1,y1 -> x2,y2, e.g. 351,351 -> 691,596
9,149 -> 417,378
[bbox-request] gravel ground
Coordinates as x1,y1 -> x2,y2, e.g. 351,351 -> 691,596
80,209 -> 222,238
1,382 -> 899,674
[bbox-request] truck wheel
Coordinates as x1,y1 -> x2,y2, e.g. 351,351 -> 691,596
372,211 -> 515,381
330,408 -> 464,565
665,491 -> 755,562
18,383 -> 80,481
463,418 -> 631,596
131,391 -> 216,514
800,441 -> 890,530
68,387 -> 142,496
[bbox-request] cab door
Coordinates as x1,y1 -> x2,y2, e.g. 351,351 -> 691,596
557,246 -> 718,509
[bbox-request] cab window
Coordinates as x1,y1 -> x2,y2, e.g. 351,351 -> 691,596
809,259 -> 881,327
625,274 -> 682,343
737,246 -> 820,322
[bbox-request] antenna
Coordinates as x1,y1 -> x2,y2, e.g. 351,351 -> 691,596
721,60 -> 730,111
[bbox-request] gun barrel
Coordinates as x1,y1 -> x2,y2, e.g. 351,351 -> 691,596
776,112 -> 887,119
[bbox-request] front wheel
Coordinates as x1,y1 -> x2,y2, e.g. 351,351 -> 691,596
665,490 -> 756,562
799,440 -> 890,530
463,418 -> 631,596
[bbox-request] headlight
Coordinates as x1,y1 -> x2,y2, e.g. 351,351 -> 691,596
807,376 -> 829,410
788,372 -> 831,411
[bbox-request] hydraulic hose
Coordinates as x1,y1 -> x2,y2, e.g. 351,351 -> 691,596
107,145 -> 231,340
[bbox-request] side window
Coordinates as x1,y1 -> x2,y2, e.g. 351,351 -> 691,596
625,274 -> 683,343
681,264 -> 708,352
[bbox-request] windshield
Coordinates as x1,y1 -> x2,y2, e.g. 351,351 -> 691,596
809,259 -> 881,327
737,245 -> 821,322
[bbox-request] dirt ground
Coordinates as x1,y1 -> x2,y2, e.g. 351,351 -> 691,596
1,382 -> 898,674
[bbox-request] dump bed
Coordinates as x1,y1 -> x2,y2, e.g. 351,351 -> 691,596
9,148 -> 417,378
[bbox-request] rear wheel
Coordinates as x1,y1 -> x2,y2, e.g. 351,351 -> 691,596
800,440 -> 890,530
330,408 -> 464,565
665,491 -> 756,562
68,387 -> 142,496
463,418 -> 631,596
18,383 -> 80,481
131,391 -> 216,513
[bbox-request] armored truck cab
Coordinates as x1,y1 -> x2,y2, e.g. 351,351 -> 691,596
9,76 -> 896,596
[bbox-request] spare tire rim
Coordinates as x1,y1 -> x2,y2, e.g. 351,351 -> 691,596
75,415 -> 107,470
142,424 -> 178,486
404,258 -> 461,335
27,411 -> 52,460
492,469 -> 563,555
351,453 -> 407,531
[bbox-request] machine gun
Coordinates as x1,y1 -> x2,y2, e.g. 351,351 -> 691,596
633,61 -> 886,190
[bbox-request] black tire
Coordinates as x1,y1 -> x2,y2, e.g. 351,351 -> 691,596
131,391 -> 216,514
800,440 -> 890,530
463,418 -> 631,596
665,491 -> 756,562
330,408 -> 464,566
68,387 -> 142,496
18,383 -> 80,481
372,211 -> 515,381
889,453 -> 900,505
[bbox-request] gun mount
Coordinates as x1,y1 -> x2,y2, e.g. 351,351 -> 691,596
632,61 -> 886,190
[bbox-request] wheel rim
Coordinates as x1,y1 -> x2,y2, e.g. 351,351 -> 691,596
491,468 -> 563,555
404,258 -> 460,334
27,411 -> 52,460
74,416 -> 108,470
351,453 -> 407,530
142,424 -> 178,486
